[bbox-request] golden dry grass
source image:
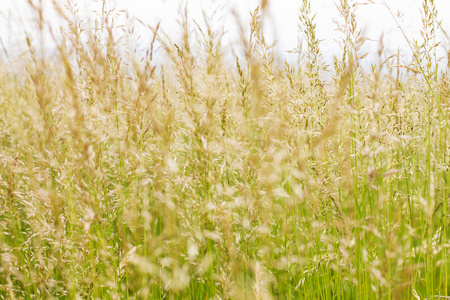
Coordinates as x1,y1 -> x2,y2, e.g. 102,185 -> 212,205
0,0 -> 449,299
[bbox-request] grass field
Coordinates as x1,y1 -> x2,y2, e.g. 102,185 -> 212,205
0,0 -> 449,299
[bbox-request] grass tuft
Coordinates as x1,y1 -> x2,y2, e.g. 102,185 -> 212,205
0,0 -> 449,299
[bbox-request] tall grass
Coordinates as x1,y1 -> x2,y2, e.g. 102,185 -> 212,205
0,0 -> 449,299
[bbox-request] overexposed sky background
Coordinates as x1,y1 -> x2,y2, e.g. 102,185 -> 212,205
1,0 -> 449,68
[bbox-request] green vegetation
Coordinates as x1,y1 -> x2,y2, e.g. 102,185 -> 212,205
0,0 -> 449,298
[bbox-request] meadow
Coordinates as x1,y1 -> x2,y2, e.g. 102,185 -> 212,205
0,0 -> 449,299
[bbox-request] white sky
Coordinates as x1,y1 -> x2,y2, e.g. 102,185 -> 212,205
1,0 -> 449,67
